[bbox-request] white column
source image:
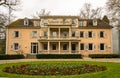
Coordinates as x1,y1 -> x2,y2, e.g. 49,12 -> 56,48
59,27 -> 60,38
78,42 -> 80,53
48,41 -> 50,54
59,41 -> 60,54
69,28 -> 71,38
69,41 -> 71,54
48,27 -> 50,39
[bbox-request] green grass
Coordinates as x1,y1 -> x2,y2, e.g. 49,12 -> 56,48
0,61 -> 120,78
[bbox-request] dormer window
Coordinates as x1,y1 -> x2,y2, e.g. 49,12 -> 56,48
44,19 -> 48,25
79,21 -> 83,26
36,21 -> 40,27
53,19 -> 57,23
72,19 -> 76,25
24,18 -> 29,26
93,19 -> 97,26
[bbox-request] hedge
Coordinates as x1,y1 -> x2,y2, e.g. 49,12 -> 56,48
89,54 -> 120,58
0,54 -> 25,60
36,54 -> 82,59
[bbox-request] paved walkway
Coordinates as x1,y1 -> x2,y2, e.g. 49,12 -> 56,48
0,58 -> 120,64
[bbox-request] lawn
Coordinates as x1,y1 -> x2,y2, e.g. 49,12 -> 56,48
0,61 -> 120,78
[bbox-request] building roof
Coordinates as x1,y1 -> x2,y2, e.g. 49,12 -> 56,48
40,15 -> 79,18
7,16 -> 112,28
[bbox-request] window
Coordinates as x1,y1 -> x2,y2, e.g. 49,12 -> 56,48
53,19 -> 58,23
44,19 -> 48,25
52,44 -> 56,50
53,32 -> 57,37
100,43 -> 105,50
44,32 -> 47,37
14,31 -> 19,38
88,43 -> 93,50
36,21 -> 40,27
63,19 -> 66,24
93,19 -> 97,26
31,31 -> 37,38
100,31 -> 104,38
13,43 -> 19,51
72,19 -> 76,25
88,31 -> 93,38
72,32 -> 75,37
43,44 -> 47,50
63,44 -> 67,50
24,18 -> 29,26
63,32 -> 67,37
80,43 -> 84,50
80,31 -> 84,38
79,21 -> 83,26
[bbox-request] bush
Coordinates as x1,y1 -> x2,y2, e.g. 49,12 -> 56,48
0,54 -> 25,60
89,54 -> 120,58
36,54 -> 82,59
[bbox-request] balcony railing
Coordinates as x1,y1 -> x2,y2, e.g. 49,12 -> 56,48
39,36 -> 80,40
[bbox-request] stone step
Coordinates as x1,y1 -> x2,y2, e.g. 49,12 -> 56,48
26,54 -> 36,59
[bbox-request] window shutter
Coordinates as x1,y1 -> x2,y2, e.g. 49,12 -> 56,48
30,32 -> 33,38
98,32 -> 100,38
94,44 -> 96,50
12,32 -> 15,38
85,44 -> 88,50
93,32 -> 95,38
98,44 -> 100,50
85,32 -> 88,38
19,32 -> 21,38
104,32 -> 107,38
11,44 -> 13,50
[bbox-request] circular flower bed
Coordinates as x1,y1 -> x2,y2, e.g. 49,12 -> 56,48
3,64 -> 107,75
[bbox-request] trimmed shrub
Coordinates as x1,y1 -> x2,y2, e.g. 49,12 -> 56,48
36,54 -> 82,59
0,54 -> 25,60
89,54 -> 120,58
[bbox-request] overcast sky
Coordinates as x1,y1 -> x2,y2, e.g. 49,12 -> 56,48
3,0 -> 108,19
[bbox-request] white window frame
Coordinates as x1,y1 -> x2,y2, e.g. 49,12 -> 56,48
93,20 -> 97,26
24,19 -> 29,26
44,32 -> 48,37
79,21 -> 83,26
72,19 -> 76,25
14,31 -> 19,38
44,19 -> 48,25
80,31 -> 84,38
52,31 -> 57,37
99,31 -> 105,38
13,43 -> 20,51
88,43 -> 94,51
88,31 -> 93,38
99,43 -> 106,51
36,21 -> 40,27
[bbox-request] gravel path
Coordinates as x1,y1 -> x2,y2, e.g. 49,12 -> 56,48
0,58 -> 120,64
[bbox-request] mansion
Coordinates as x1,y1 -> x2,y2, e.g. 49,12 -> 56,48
6,16 -> 113,56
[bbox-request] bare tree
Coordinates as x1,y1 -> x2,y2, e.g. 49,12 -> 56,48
106,0 -> 120,54
0,0 -> 20,24
106,0 -> 120,26
32,9 -> 51,18
79,3 -> 102,19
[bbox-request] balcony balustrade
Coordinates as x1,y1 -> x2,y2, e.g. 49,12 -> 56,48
39,36 -> 80,40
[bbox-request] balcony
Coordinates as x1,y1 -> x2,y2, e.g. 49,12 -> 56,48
39,36 -> 80,41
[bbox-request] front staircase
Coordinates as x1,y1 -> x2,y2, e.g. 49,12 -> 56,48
26,54 -> 36,59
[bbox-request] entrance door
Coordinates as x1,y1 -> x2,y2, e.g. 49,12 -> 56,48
71,44 -> 76,50
31,43 -> 38,54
